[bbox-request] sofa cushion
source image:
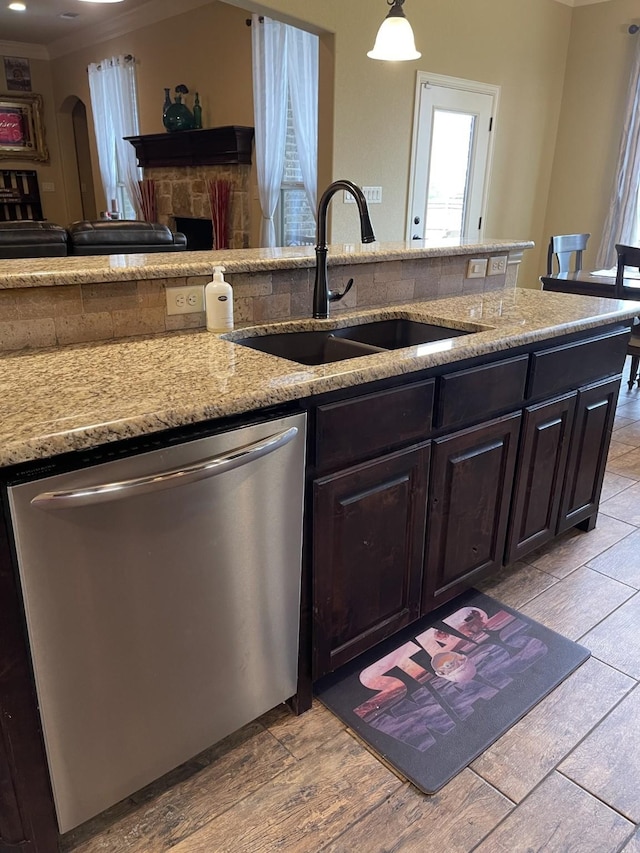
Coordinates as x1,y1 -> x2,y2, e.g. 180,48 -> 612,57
67,220 -> 187,255
0,220 -> 68,259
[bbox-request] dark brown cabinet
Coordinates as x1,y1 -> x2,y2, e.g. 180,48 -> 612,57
310,325 -> 629,678
422,412 -> 522,611
312,443 -> 430,678
505,392 -> 576,563
0,503 -> 58,853
558,377 -> 619,532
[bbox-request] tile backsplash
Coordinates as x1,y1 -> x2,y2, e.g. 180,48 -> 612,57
0,253 -> 519,352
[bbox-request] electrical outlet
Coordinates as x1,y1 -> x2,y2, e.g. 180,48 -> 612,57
166,285 -> 204,315
344,187 -> 383,204
466,258 -> 488,279
487,255 -> 508,276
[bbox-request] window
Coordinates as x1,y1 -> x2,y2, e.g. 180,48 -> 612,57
87,55 -> 142,221
277,98 -> 316,246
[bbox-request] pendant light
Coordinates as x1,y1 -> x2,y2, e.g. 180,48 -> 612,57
368,0 -> 421,61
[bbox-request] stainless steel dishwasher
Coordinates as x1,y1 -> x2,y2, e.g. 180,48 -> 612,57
7,411 -> 306,833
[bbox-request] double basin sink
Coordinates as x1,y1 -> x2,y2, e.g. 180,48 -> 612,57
228,318 -> 476,366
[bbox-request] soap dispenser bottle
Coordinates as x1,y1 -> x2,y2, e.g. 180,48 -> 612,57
205,265 -> 234,332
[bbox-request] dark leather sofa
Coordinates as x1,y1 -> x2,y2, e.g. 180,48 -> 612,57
67,220 -> 187,255
0,220 -> 69,259
0,220 -> 187,260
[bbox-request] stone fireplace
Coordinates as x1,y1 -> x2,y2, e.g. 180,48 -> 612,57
126,127 -> 254,250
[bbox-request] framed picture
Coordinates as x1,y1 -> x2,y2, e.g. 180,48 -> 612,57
4,56 -> 31,92
0,93 -> 49,162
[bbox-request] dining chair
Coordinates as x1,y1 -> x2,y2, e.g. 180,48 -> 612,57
614,245 -> 640,387
614,243 -> 640,296
546,233 -> 590,275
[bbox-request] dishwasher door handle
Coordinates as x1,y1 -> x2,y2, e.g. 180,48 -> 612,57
31,426 -> 299,508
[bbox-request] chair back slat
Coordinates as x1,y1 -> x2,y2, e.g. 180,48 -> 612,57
547,233 -> 590,275
614,244 -> 640,298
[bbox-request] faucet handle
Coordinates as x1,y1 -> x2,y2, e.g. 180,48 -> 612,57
328,278 -> 354,303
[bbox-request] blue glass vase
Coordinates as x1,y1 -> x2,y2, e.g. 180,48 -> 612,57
163,96 -> 194,133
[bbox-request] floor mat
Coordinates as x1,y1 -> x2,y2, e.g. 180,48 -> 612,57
315,589 -> 590,794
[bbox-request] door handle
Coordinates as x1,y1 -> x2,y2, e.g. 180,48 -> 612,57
31,426 -> 299,508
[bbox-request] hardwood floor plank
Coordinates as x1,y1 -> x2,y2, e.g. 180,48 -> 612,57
477,560 -> 557,610
586,528 -> 640,588
606,447 -> 640,480
519,566 -> 634,640
559,686 -> 640,822
613,415 -> 636,432
260,700 -> 345,760
321,770 -> 512,853
608,439 -> 636,459
600,470 -> 636,502
622,830 -> 640,851
61,723 -> 297,853
580,592 -> 640,678
612,421 -> 640,446
474,772 -> 634,853
470,657 -> 634,802
600,482 -> 640,527
167,731 -> 403,853
523,514 -> 636,578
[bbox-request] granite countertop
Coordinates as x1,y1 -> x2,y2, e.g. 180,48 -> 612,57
0,239 -> 533,289
1,288 -> 638,468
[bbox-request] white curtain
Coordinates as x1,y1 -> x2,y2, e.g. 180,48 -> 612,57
87,55 -> 143,220
596,37 -> 640,268
287,26 -> 318,216
251,16 -> 288,247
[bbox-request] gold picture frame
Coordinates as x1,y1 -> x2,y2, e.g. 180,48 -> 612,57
0,93 -> 49,162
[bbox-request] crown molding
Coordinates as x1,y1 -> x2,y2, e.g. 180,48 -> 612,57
553,0 -> 614,6
0,40 -> 50,60
48,0 -> 217,59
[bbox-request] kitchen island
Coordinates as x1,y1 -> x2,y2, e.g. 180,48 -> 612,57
2,247 -> 640,850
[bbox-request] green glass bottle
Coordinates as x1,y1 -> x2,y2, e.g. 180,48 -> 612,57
193,92 -> 203,129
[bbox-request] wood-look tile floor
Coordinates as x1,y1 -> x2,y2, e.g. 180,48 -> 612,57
62,380 -> 640,853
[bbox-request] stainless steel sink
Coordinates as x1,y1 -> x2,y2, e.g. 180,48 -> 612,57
230,318 -> 475,365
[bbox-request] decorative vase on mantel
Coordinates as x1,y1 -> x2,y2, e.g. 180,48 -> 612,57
163,95 -> 194,132
193,92 -> 202,130
162,87 -> 171,123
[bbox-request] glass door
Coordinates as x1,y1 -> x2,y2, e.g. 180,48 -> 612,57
408,74 -> 498,244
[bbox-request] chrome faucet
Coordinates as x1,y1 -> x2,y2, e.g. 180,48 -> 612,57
312,180 -> 376,319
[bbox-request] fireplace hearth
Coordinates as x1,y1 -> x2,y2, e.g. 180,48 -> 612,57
127,127 -> 253,250
175,217 -> 213,251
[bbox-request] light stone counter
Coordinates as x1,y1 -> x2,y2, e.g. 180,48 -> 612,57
1,288 -> 638,468
0,239 -> 533,289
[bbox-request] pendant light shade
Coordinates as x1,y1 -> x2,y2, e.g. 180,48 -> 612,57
368,0 -> 421,62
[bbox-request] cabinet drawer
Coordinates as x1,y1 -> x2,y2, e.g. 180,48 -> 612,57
528,327 -> 629,400
435,355 -> 529,431
315,379 -> 434,472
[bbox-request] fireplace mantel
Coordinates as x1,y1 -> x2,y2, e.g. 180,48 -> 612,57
125,126 -> 254,168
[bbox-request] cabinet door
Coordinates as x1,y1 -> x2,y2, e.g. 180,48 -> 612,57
312,443 -> 430,678
0,503 -> 58,852
557,376 -> 620,533
423,412 -> 521,611
505,392 -> 577,563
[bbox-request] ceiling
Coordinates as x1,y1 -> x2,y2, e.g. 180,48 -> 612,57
0,0 -> 154,46
0,0 -> 617,56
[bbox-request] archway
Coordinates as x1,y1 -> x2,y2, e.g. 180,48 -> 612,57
57,95 -> 97,224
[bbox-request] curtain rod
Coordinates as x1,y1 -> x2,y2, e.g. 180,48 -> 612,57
245,16 -> 264,26
630,24 -> 639,34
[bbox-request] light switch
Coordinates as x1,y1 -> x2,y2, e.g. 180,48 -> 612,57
466,258 -> 488,279
41,181 -> 55,192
